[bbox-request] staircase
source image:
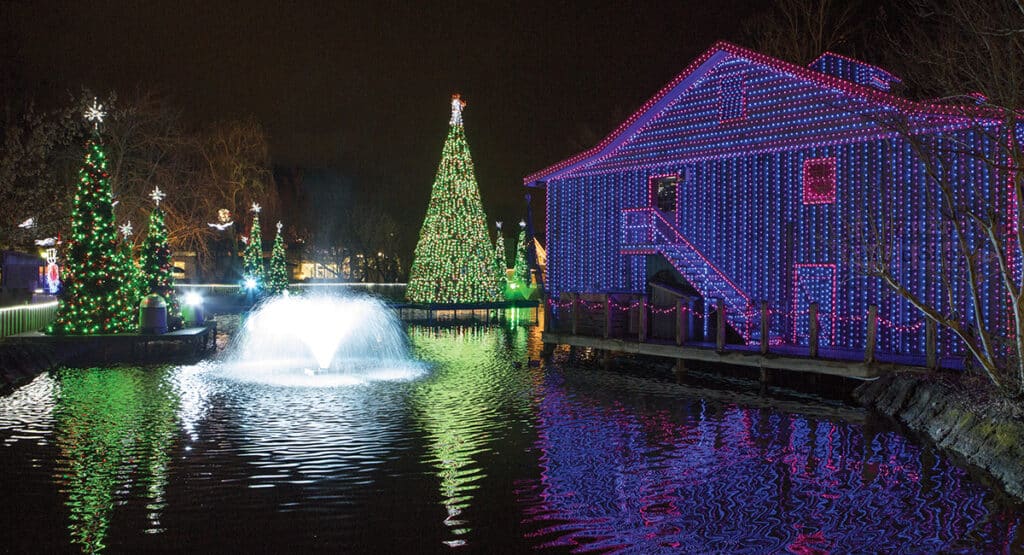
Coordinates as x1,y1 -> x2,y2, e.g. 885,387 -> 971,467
621,209 -> 754,342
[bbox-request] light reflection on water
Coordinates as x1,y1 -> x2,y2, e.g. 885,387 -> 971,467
0,321 -> 1020,553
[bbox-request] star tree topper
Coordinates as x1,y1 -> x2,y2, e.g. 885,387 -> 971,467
276,221 -> 283,232
84,98 -> 106,129
150,186 -> 166,206
119,221 -> 133,238
450,93 -> 466,126
251,202 -> 261,214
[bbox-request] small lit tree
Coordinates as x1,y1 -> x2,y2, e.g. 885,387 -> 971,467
140,187 -> 180,325
242,202 -> 264,291
493,221 -> 508,296
267,221 -> 289,295
508,220 -> 532,298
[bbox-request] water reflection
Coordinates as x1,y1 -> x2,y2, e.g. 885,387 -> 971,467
409,325 -> 533,547
51,367 -> 179,553
520,367 -> 1022,552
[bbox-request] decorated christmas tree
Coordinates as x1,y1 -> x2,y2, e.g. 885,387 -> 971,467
406,95 -> 500,304
267,221 -> 289,295
509,220 -> 532,298
242,202 -> 264,291
493,221 -> 508,296
50,100 -> 137,335
140,187 -> 180,325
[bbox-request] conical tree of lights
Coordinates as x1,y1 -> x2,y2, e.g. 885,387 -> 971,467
50,101 -> 137,335
493,221 -> 509,297
267,221 -> 289,295
140,189 -> 180,326
242,203 -> 265,291
406,94 -> 501,304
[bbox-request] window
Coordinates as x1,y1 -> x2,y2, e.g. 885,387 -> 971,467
802,157 -> 837,205
719,75 -> 745,122
650,175 -> 679,213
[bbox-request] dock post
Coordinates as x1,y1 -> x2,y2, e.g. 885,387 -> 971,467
570,293 -> 580,336
638,295 -> 648,342
809,302 -> 819,358
925,319 -> 937,370
716,298 -> 726,352
865,304 -> 878,364
759,301 -> 769,355
604,294 -> 612,339
543,295 -> 554,331
673,358 -> 687,380
675,298 -> 688,346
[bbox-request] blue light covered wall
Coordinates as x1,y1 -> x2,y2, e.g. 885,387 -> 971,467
535,42 -> 1012,357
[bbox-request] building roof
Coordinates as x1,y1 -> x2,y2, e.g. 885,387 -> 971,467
524,41 -> 994,185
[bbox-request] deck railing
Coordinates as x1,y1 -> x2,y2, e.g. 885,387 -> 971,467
0,301 -> 59,338
546,292 -> 944,369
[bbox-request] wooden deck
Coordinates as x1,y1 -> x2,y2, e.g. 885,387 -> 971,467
3,323 -> 218,365
542,292 -> 956,381
544,331 -> 881,379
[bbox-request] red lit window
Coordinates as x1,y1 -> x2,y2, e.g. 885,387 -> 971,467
802,157 -> 836,205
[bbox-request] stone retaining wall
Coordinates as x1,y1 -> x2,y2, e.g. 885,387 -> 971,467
854,373 -> 1024,501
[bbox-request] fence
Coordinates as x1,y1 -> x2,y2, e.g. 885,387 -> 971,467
0,301 -> 59,338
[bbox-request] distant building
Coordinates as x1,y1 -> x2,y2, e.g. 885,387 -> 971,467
526,41 -> 1015,357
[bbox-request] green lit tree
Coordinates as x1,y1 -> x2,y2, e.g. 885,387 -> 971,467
267,221 -> 289,295
140,188 -> 180,325
242,202 -> 264,291
493,221 -> 509,297
509,221 -> 532,298
50,101 -> 137,335
406,94 -> 500,304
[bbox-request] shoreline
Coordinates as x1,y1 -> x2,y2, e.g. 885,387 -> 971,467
854,372 -> 1024,502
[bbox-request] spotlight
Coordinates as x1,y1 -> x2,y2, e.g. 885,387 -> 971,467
184,292 -> 203,307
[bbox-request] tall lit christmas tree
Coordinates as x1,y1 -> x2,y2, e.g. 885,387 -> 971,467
406,94 -> 500,304
242,202 -> 264,290
140,187 -> 180,325
267,221 -> 289,295
493,221 -> 508,295
50,100 -> 137,335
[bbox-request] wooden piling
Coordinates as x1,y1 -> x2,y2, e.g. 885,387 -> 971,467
716,298 -> 726,352
760,301 -> 769,355
604,294 -> 612,339
570,293 -> 579,336
865,304 -> 878,364
925,319 -> 937,370
809,302 -> 819,358
638,296 -> 648,342
675,298 -> 688,346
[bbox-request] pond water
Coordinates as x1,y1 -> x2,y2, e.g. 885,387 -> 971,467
0,323 -> 1021,553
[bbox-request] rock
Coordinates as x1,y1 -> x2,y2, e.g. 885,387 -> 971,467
855,373 -> 1024,501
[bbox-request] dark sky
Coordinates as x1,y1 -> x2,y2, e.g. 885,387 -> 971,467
2,0 -> 762,230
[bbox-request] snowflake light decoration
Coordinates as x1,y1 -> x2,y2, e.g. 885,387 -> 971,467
450,94 -> 466,126
119,221 -> 133,238
276,221 -> 283,232
150,186 -> 166,206
251,202 -> 261,214
84,98 -> 106,128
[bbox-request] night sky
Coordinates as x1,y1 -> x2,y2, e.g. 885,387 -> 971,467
2,0 -> 762,231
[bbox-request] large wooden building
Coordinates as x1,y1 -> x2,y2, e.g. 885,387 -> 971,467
526,42 -> 1015,358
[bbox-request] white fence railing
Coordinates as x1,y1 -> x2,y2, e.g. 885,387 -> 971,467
0,301 -> 59,338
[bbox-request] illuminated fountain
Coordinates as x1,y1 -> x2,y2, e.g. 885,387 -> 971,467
225,293 -> 424,386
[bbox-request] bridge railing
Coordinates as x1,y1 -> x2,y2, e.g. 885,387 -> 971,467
0,301 -> 59,338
